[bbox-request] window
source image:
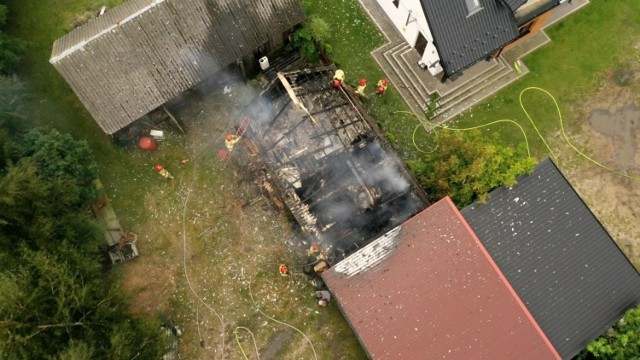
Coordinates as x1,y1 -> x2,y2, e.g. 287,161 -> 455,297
393,0 -> 399,8
465,0 -> 483,16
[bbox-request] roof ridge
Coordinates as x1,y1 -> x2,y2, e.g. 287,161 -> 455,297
50,0 -> 164,63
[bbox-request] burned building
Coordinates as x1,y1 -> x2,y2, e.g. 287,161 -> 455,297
243,67 -> 429,262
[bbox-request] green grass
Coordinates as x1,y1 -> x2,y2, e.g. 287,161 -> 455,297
450,0 -> 640,158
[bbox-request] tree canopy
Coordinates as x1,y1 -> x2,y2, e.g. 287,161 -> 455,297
577,306 -> 640,360
0,5 -> 27,75
0,87 -> 167,359
407,130 -> 536,207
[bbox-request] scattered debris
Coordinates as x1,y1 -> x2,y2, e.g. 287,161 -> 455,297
315,290 -> 331,307
161,321 -> 182,360
91,180 -> 140,264
150,129 -> 165,140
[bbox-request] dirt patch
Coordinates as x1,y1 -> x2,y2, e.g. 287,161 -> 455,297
560,70 -> 640,267
587,105 -> 640,169
261,331 -> 293,360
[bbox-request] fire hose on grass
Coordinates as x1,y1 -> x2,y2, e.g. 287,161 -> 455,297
407,87 -> 640,183
248,276 -> 319,360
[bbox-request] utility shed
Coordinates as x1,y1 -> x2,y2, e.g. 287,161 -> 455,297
246,67 -> 428,262
322,197 -> 560,360
50,0 -> 305,134
462,159 -> 640,359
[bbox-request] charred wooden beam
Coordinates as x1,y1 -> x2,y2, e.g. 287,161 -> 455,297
303,101 -> 349,118
309,119 -> 363,139
264,115 -> 308,152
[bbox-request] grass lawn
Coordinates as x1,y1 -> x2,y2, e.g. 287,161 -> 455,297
451,0 -> 640,158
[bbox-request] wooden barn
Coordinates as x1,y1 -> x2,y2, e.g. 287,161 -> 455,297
50,0 -> 305,134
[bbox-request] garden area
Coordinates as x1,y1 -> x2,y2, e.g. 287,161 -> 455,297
2,0 -> 640,358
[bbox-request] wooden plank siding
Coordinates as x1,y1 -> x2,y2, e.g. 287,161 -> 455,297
50,0 -> 305,134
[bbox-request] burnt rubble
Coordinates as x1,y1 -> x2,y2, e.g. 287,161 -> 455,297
243,67 -> 428,263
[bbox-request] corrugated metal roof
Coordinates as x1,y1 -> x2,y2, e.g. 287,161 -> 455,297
323,197 -> 560,360
419,0 -> 519,76
49,0 -> 305,134
461,159 -> 640,359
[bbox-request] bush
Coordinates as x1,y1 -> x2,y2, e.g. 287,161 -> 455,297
288,16 -> 333,62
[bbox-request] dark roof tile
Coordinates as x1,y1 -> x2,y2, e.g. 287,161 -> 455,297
420,0 -> 519,76
462,159 -> 640,359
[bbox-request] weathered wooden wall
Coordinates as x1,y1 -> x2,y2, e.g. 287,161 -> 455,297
50,0 -> 305,134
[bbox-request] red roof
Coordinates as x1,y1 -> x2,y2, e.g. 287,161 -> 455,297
322,197 -> 560,360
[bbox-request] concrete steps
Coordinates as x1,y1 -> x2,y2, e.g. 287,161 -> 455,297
372,41 -> 425,116
372,39 -> 526,123
432,57 -> 523,123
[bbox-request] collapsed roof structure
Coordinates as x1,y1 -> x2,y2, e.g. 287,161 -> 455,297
50,0 -> 305,134
243,67 -> 429,262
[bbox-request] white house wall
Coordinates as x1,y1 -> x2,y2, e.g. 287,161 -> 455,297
376,0 -> 443,75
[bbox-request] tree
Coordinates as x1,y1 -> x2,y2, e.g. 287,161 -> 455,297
0,245 -> 169,359
0,122 -> 168,359
0,75 -> 28,170
0,5 -> 27,75
287,16 -> 332,62
22,129 -> 98,206
407,130 -> 536,207
577,306 -> 640,360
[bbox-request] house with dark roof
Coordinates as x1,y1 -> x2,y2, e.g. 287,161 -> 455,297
376,0 -> 567,80
50,0 -> 305,134
323,159 -> 640,359
322,197 -> 561,359
461,159 -> 640,359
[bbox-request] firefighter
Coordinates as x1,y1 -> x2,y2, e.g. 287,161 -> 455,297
355,78 -> 367,98
154,164 -> 174,179
316,290 -> 331,307
279,264 -> 289,277
307,243 -> 320,257
376,79 -> 388,96
224,133 -> 241,151
333,69 -> 345,88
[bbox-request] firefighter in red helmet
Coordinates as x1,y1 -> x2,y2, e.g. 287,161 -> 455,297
279,264 -> 289,277
333,69 -> 345,88
355,78 -> 367,98
376,79 -> 388,96
154,164 -> 174,179
225,133 -> 241,151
